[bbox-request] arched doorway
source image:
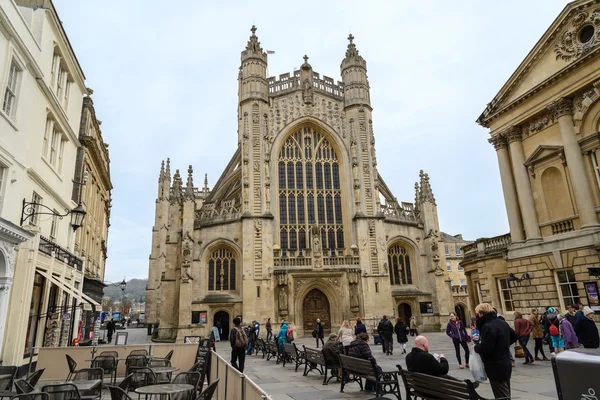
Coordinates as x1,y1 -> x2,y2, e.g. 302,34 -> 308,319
213,311 -> 230,340
454,304 -> 467,325
398,303 -> 412,323
303,289 -> 331,334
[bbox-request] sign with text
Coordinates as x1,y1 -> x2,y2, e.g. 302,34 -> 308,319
584,281 -> 600,312
115,332 -> 128,345
184,336 -> 201,344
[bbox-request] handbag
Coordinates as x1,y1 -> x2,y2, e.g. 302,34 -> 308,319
312,329 -> 317,338
514,344 -> 525,358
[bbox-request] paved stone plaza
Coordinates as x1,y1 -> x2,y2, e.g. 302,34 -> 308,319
212,332 -> 558,400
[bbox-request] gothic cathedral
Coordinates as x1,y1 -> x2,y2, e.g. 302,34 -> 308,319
146,27 -> 460,341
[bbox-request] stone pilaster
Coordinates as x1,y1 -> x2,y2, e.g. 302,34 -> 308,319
504,126 -> 542,241
547,97 -> 600,229
489,134 -> 525,242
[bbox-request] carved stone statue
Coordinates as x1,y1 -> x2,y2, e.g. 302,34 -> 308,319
350,286 -> 359,309
302,78 -> 313,104
278,287 -> 288,310
312,229 -> 321,254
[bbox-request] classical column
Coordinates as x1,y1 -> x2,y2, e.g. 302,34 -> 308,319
489,134 -> 525,242
0,283 -> 12,358
504,126 -> 542,241
548,97 -> 600,229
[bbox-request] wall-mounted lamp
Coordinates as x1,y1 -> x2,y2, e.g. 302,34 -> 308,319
588,268 -> 600,279
507,272 -> 530,288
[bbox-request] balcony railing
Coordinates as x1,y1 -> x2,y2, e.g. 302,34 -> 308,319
461,233 -> 511,263
39,236 -> 83,271
551,217 -> 575,235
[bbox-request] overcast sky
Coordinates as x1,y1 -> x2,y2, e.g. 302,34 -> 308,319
52,0 -> 569,282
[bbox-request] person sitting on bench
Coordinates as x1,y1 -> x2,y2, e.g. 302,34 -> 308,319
347,332 -> 382,392
406,335 -> 457,380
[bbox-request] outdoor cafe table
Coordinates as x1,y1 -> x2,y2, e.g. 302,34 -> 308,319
37,379 -> 102,393
148,367 -> 179,374
135,383 -> 194,396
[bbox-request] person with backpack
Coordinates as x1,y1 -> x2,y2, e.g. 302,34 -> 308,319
547,309 -> 564,354
276,320 -> 290,353
377,315 -> 394,355
229,316 -> 248,372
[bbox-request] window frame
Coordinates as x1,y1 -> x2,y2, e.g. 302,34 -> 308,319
446,261 -> 452,272
2,60 -> 22,118
455,245 -> 462,256
207,247 -> 237,292
555,269 -> 580,311
0,165 -> 6,212
497,278 -> 514,313
50,209 -> 59,242
30,192 -> 43,226
444,245 -> 449,256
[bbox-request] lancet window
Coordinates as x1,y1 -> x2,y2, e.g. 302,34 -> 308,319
388,244 -> 412,285
208,247 -> 236,291
278,127 -> 344,256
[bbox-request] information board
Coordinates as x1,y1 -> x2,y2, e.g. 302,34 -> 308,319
115,331 -> 128,345
184,336 -> 201,344
212,326 -> 220,342
195,338 -> 212,388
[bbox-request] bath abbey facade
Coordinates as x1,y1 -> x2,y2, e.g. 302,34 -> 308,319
145,27 -> 467,341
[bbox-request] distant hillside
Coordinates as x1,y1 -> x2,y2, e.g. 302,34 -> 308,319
103,278 -> 147,302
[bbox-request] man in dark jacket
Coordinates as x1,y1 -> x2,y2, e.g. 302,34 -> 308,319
377,315 -> 394,355
315,319 -> 325,348
348,333 -> 381,391
406,335 -> 450,377
322,333 -> 340,366
106,319 -> 115,343
474,303 -> 518,399
575,306 -> 600,348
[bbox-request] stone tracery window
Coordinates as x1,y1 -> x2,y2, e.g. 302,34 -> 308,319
388,244 -> 412,285
208,247 -> 236,291
278,127 -> 344,256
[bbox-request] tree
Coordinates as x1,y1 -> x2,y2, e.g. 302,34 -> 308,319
102,297 -> 114,311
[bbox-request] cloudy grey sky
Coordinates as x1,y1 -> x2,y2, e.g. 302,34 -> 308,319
53,0 -> 568,282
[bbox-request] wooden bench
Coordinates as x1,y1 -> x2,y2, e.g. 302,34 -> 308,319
397,365 -> 507,400
338,354 -> 401,400
264,340 -> 279,363
254,338 -> 266,357
302,345 -> 340,385
282,343 -> 301,371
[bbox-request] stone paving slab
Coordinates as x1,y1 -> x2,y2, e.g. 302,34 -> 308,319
215,331 -> 559,400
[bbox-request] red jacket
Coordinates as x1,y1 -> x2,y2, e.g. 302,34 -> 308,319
514,317 -> 533,337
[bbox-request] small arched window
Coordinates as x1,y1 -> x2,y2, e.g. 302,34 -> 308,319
388,244 -> 412,285
208,247 -> 236,291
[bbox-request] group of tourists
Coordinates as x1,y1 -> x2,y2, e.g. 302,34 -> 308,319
227,304 -> 598,398
512,304 -> 599,364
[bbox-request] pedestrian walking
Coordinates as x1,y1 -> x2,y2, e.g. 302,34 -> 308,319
575,306 -> 599,349
574,303 -> 585,324
446,313 -> 470,369
474,303 -> 518,399
354,317 -> 367,335
377,315 -> 394,355
543,308 -> 556,354
494,308 -> 515,367
266,317 -> 272,341
315,319 -> 325,348
558,314 -> 579,349
246,321 -> 258,355
394,317 -> 409,354
514,311 -> 534,364
337,320 -> 354,354
409,316 -> 419,336
106,319 -> 115,344
230,316 -> 248,372
529,309 -> 549,361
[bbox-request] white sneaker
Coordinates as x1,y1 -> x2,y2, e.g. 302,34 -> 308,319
551,352 -> 556,356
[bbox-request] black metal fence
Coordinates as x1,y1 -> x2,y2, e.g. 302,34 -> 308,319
38,235 -> 83,271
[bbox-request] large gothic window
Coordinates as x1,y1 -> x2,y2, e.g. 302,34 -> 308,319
208,247 -> 236,291
388,244 -> 412,285
278,127 -> 344,256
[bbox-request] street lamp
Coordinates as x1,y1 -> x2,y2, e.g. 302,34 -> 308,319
20,171 -> 88,231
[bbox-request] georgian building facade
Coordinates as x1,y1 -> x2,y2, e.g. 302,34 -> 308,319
146,27 -> 463,341
0,0 -> 106,371
463,0 -> 600,323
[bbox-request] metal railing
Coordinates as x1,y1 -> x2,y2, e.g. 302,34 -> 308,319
39,236 -> 83,271
209,350 -> 272,400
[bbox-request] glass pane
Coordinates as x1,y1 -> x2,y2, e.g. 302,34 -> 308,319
208,260 -> 214,290
307,195 -> 315,224
280,230 -> 288,255
296,162 -> 303,189
399,256 -> 406,285
328,230 -> 335,252
306,162 -> 313,189
316,163 -> 323,189
287,163 -> 295,189
405,256 -> 412,284
223,260 -> 229,290
566,270 -> 576,282
334,195 -> 342,224
290,228 -> 297,250
556,271 -> 567,284
297,195 -> 305,224
325,195 -> 333,224
278,162 -> 286,188
230,259 -> 236,290
499,279 -> 508,290
288,194 -> 296,224
324,163 -> 332,189
321,229 -> 327,250
279,197 -> 287,224
332,164 -> 340,190
215,260 -> 222,289
317,195 -> 325,224
299,229 -> 306,250
336,228 -> 344,249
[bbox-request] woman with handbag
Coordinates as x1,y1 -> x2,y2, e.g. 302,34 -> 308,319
514,311 -> 534,364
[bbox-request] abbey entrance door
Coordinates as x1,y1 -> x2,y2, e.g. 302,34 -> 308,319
303,289 -> 331,334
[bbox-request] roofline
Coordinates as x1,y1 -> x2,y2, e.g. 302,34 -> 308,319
47,0 -> 86,81
477,0 -> 584,127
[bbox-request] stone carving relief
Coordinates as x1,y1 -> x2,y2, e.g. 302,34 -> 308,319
302,79 -> 314,104
181,233 -> 193,268
278,286 -> 288,311
523,113 -> 550,136
276,271 -> 288,286
555,10 -> 600,61
269,94 -> 344,138
350,285 -> 359,310
0,242 -> 17,277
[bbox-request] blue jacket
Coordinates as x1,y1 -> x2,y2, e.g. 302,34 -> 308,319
276,323 -> 290,352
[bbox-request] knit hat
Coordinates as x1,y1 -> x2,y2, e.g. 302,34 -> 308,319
557,313 -> 564,321
583,306 -> 595,316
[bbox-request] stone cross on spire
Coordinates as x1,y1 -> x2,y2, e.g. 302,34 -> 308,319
251,24 -> 257,35
159,160 -> 165,182
301,54 -> 312,70
165,158 -> 171,181
185,165 -> 194,199
245,24 -> 263,52
344,32 -> 362,61
303,54 -> 309,63
203,173 -> 209,193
